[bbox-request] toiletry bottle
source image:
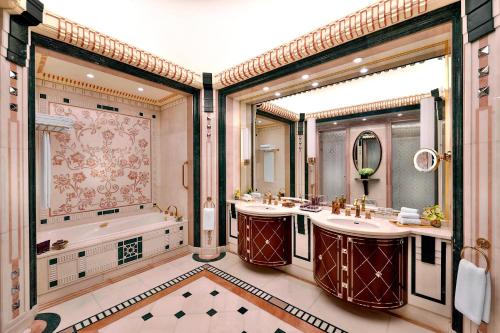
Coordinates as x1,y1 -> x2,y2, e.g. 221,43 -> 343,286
355,201 -> 361,218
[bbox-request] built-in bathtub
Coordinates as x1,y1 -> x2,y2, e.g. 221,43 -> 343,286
36,212 -> 188,299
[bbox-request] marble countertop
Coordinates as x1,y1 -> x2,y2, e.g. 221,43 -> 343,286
228,199 -> 452,240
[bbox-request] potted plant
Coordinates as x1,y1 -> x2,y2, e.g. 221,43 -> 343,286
359,167 -> 375,179
422,205 -> 445,228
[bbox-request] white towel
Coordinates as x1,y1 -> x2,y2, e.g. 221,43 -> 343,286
482,272 -> 491,323
40,132 -> 51,209
455,259 -> 488,325
399,212 -> 420,219
35,113 -> 74,127
203,208 -> 215,231
397,216 -> 421,225
263,151 -> 274,182
401,207 -> 418,214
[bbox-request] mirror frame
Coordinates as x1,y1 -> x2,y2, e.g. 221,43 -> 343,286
352,130 -> 383,173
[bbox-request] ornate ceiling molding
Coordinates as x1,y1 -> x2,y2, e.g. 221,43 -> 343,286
257,102 -> 300,121
35,11 -> 202,88
305,93 -> 429,119
214,0 -> 454,88
36,71 -> 177,106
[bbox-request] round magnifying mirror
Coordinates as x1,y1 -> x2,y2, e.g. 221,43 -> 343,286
413,148 -> 439,172
352,130 -> 382,172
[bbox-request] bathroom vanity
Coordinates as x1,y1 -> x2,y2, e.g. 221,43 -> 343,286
237,205 -> 293,266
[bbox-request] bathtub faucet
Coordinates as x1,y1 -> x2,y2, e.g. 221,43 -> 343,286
166,205 -> 178,217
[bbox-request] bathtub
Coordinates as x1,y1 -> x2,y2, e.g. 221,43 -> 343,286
36,212 -> 188,297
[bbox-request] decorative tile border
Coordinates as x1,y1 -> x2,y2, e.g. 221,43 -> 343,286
257,102 -> 300,121
214,0 -> 456,87
37,11 -> 201,88
57,264 -> 347,333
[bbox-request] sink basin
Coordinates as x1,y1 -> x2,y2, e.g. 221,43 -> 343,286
326,217 -> 379,229
245,205 -> 277,211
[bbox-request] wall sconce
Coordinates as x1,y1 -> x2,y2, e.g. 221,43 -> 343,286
307,118 -> 316,165
241,128 -> 250,165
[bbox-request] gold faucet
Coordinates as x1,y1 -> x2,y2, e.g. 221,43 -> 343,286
154,204 -> 167,214
354,200 -> 361,218
166,205 -> 178,217
361,195 -> 366,212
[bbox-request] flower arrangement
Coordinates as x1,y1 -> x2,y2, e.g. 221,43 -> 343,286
233,188 -> 241,200
422,205 -> 445,228
359,167 -> 375,179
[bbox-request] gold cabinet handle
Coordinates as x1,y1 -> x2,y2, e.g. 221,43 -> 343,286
182,161 -> 188,189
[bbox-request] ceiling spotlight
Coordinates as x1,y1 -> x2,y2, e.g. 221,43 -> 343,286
257,120 -> 262,124
362,118 -> 367,121
311,82 -> 319,87
301,74 -> 310,80
274,92 -> 281,97
397,113 -> 403,117
333,122 -> 338,125
263,86 -> 270,91
360,67 -> 369,74
138,87 -> 144,92
86,73 -> 95,79
353,57 -> 363,64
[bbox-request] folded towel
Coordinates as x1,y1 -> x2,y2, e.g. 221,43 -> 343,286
455,259 -> 487,325
35,113 -> 74,128
397,216 -> 421,225
203,208 -> 215,231
401,207 -> 418,214
398,212 -> 420,219
483,272 -> 491,323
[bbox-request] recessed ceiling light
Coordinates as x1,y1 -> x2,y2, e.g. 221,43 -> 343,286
263,86 -> 270,91
353,57 -> 363,63
397,113 -> 403,117
360,67 -> 369,74
138,87 -> 144,92
311,82 -> 319,87
274,92 -> 281,97
257,120 -> 262,124
301,74 -> 310,80
362,118 -> 367,121
86,73 -> 94,79
333,122 -> 338,125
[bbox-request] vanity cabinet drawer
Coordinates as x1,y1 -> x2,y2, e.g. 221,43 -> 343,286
313,225 -> 407,309
237,213 -> 292,266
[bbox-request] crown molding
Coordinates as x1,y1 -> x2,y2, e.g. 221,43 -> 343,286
257,102 -> 300,121
213,0 -> 456,88
33,11 -> 202,88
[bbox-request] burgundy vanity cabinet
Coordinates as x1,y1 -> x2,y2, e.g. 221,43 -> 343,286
313,225 -> 408,309
237,212 -> 292,266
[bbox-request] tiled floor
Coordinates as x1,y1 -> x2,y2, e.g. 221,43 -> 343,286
44,252 -> 435,333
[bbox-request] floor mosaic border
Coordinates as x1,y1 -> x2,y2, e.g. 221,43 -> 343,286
56,264 -> 347,333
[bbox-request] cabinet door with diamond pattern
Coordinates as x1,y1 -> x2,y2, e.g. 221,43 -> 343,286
313,226 -> 343,298
248,216 -> 291,266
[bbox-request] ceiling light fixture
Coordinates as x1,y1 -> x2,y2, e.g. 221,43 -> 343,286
333,122 -> 338,125
311,82 -> 319,87
138,87 -> 144,92
301,74 -> 310,80
274,92 -> 281,97
86,73 -> 95,79
362,118 -> 367,121
263,86 -> 270,91
397,113 -> 403,117
353,57 -> 363,63
360,67 -> 369,74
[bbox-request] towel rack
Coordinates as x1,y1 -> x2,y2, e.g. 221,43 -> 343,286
203,197 -> 215,208
461,238 -> 490,272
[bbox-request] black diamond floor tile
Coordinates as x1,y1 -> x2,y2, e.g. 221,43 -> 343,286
275,329 -> 286,333
141,312 -> 153,321
206,308 -> 217,317
182,291 -> 192,298
237,306 -> 248,315
175,310 -> 186,319
210,290 -> 219,296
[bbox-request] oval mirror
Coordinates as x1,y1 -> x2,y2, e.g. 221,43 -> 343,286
352,130 -> 382,173
413,148 -> 439,172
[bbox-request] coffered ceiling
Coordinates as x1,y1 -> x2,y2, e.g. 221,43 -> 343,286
41,0 -> 376,74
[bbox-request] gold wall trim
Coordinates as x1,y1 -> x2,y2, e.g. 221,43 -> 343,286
258,102 -> 300,121
306,93 -> 429,120
35,11 -> 202,88
214,0 -> 455,87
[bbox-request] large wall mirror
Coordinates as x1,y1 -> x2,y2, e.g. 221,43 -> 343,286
352,130 -> 382,173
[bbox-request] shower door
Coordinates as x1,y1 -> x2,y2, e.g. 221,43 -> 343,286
319,130 -> 346,201
391,122 -> 436,211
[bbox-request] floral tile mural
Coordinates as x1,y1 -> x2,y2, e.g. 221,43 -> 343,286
49,103 -> 152,216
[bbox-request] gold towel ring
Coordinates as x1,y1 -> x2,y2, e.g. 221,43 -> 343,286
203,197 -> 216,208
460,238 -> 490,273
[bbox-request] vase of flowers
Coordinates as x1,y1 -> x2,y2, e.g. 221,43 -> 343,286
422,205 -> 445,228
359,167 -> 374,179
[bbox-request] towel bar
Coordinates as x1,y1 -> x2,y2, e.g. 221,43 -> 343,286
203,197 -> 216,208
460,238 -> 490,272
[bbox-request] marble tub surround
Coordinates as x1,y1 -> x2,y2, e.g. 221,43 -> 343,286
44,253 -> 435,333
